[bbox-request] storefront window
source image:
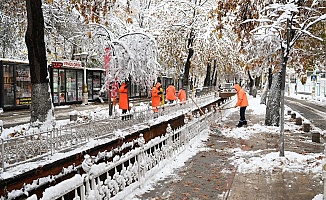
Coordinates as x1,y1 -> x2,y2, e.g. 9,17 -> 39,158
15,65 -> 31,105
66,70 -> 77,102
101,72 -> 107,98
3,65 -> 14,107
59,69 -> 65,102
87,73 -> 93,99
77,71 -> 83,101
93,72 -> 101,99
53,69 -> 59,103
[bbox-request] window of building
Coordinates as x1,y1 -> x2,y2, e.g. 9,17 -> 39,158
93,72 -> 101,99
3,64 -> 14,107
77,71 -> 83,101
15,65 -> 31,105
59,69 -> 66,102
66,69 -> 77,102
53,69 -> 59,103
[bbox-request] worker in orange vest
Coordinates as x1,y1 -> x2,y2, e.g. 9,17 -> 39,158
233,84 -> 249,127
178,88 -> 186,104
166,83 -> 177,103
119,81 -> 129,120
151,82 -> 162,113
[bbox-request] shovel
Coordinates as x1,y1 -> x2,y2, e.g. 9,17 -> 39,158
189,96 -> 222,135
217,107 -> 233,110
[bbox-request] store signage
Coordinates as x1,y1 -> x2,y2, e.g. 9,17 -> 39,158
52,62 -> 63,68
52,61 -> 82,69
16,69 -> 31,81
16,97 -> 32,105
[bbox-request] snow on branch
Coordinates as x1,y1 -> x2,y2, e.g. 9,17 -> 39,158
102,32 -> 160,89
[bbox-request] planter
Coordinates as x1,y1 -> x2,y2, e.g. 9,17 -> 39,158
69,110 -> 78,121
295,117 -> 302,125
303,123 -> 310,132
311,130 -> 320,143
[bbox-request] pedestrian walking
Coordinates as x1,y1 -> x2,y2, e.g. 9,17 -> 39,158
233,84 -> 249,127
178,88 -> 186,104
151,82 -> 162,113
119,81 -> 129,120
166,83 -> 176,103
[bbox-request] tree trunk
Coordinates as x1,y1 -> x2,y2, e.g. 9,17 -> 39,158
255,76 -> 261,89
279,60 -> 287,156
204,62 -> 211,87
260,68 -> 272,105
183,29 -> 194,97
212,60 -> 217,86
183,50 -> 192,96
248,70 -> 254,95
279,18 -> 292,157
265,69 -> 282,126
268,68 -> 272,89
25,0 -> 53,124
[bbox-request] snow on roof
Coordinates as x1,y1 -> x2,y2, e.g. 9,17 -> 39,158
0,58 -> 29,64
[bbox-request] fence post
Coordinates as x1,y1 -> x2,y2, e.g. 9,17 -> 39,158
137,133 -> 146,188
82,154 -> 93,196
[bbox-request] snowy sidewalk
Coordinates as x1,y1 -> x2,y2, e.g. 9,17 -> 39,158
130,96 -> 325,200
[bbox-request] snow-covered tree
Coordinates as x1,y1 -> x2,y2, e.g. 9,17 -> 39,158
71,0 -> 161,88
42,1 -> 87,61
0,2 -> 28,59
245,1 -> 325,128
0,0 -> 88,125
236,1 -> 325,156
25,0 -> 53,125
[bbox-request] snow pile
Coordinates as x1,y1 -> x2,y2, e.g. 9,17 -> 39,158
230,149 -> 324,174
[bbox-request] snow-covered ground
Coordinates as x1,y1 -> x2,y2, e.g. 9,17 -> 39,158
128,94 -> 326,200
1,91 -> 326,200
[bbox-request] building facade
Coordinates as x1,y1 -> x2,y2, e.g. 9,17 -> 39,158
1,59 -> 152,110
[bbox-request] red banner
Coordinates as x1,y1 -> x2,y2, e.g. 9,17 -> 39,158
104,47 -> 111,75
104,47 -> 117,98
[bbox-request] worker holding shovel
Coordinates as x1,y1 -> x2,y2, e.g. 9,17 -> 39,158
233,84 -> 249,127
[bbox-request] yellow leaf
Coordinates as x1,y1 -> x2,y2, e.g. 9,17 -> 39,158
87,31 -> 92,38
126,18 -> 133,24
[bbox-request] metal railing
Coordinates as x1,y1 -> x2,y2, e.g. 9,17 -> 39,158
0,93 -> 218,172
39,111 -> 210,200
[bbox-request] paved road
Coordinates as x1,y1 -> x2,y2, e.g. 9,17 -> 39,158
285,96 -> 326,130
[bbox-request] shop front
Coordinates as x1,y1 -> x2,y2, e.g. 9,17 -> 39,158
49,61 -> 108,105
50,61 -> 84,105
87,68 -> 108,101
1,59 -> 110,110
0,59 -> 31,111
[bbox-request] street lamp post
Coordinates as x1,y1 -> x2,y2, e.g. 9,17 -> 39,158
81,52 -> 89,105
